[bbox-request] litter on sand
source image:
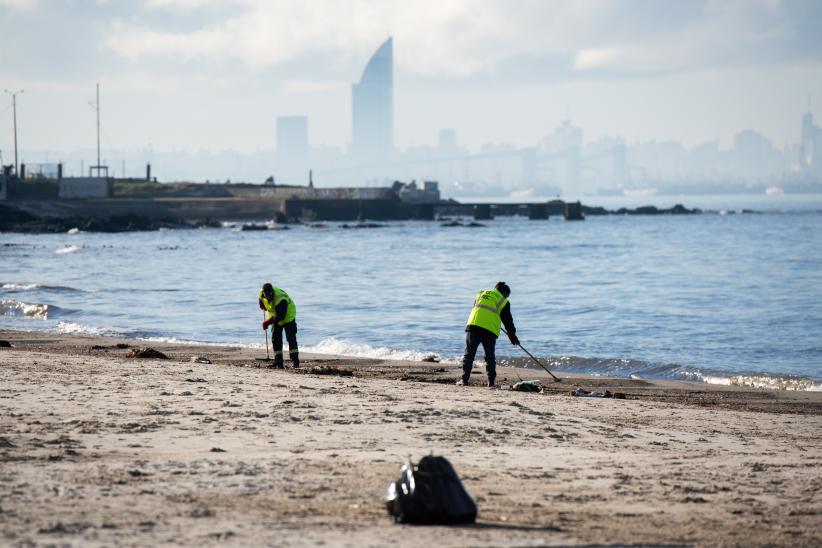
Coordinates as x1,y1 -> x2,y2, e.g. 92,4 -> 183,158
385,455 -> 477,525
127,348 -> 170,360
190,356 -> 211,364
310,364 -> 353,377
570,387 -> 627,399
512,380 -> 541,392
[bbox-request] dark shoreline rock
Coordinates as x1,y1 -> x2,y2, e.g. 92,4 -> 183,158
611,204 -> 700,215
0,204 -> 219,233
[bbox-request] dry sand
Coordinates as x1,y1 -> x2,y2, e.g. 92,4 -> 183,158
1,329 -> 821,547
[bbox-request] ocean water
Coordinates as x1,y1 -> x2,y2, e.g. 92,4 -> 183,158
2,194 -> 821,390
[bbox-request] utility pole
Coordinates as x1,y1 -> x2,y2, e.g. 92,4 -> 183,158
96,83 -> 101,175
88,83 -> 105,177
4,89 -> 23,177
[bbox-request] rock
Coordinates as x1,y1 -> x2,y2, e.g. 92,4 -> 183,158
210,447 -> 227,452
0,204 -> 194,233
421,354 -> 440,363
0,340 -> 13,348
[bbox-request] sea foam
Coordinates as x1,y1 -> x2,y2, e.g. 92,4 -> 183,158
304,337 -> 444,363
702,374 -> 822,392
56,245 -> 81,255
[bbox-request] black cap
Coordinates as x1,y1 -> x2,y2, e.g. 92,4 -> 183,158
495,281 -> 511,297
262,283 -> 274,298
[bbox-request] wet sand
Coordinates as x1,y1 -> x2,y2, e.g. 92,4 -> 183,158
1,329 -> 821,546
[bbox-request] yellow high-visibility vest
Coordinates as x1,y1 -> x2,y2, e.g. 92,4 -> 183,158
466,288 -> 508,336
259,286 -> 297,326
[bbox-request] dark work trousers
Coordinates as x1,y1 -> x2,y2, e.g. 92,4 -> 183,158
272,321 -> 299,366
461,329 -> 497,384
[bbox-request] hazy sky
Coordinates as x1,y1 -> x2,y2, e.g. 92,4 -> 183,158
1,0 -> 821,159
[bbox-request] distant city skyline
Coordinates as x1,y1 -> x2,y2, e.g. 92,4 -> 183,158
1,0 -> 821,188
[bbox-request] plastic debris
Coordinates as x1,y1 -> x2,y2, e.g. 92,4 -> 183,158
570,387 -> 626,399
310,364 -> 353,377
385,455 -> 477,524
127,348 -> 170,360
512,380 -> 541,392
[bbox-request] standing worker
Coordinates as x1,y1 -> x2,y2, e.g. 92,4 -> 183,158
259,283 -> 300,369
458,281 -> 519,387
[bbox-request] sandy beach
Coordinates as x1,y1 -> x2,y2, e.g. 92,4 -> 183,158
1,329 -> 820,547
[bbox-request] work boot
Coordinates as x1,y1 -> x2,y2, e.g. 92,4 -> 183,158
274,359 -> 285,370
291,360 -> 301,369
487,379 -> 495,388
455,379 -> 467,386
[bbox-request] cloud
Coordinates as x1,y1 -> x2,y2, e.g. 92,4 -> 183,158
575,47 -> 626,71
96,0 -> 821,83
283,80 -> 347,94
0,0 -> 38,11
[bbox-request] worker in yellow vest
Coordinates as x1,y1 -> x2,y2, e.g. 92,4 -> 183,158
259,283 -> 300,369
457,281 -> 519,387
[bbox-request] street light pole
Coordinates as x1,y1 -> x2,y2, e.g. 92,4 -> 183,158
4,89 -> 23,177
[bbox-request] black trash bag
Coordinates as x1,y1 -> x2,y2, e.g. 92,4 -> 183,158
385,455 -> 477,524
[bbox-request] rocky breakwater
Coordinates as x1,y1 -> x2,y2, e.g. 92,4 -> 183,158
579,203 -> 701,216
0,204 -> 219,233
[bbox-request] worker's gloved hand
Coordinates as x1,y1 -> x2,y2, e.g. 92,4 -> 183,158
508,333 -> 520,346
262,318 -> 274,330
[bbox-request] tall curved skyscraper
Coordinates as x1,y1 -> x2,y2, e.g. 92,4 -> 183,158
352,37 -> 393,166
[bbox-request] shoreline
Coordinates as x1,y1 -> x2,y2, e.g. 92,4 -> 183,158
1,329 -> 821,546
2,323 -> 821,394
2,201 -> 702,234
2,329 -> 820,415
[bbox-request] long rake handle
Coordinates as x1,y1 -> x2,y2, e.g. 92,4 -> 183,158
263,310 -> 270,360
502,328 -> 561,382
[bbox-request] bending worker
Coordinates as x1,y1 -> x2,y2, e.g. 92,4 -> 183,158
458,281 -> 519,387
259,283 -> 300,369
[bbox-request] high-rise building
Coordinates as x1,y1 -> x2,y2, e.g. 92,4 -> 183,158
800,110 -> 822,179
352,37 -> 393,166
537,120 -> 583,195
276,116 -> 309,183
438,128 -> 457,152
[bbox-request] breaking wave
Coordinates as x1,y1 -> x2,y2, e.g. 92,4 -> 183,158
56,321 -> 129,337
0,299 -> 54,320
56,321 -> 167,340
53,323 -> 258,348
702,374 -> 822,392
305,337 -> 444,363
498,354 -> 822,391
